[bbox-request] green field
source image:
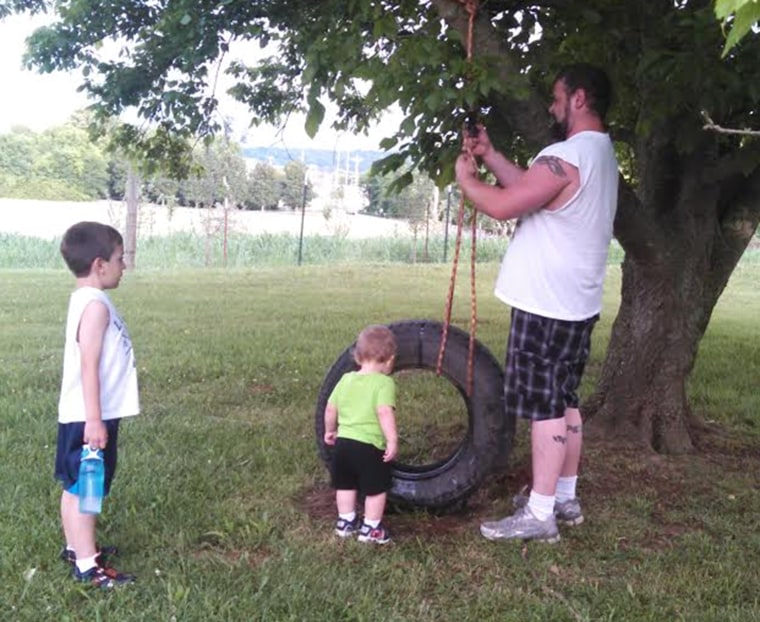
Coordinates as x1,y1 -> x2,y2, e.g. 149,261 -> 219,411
1,248 -> 758,621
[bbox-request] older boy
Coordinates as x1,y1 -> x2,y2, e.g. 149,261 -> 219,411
55,221 -> 139,587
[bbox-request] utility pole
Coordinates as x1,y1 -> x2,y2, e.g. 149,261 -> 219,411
297,167 -> 310,266
124,167 -> 139,270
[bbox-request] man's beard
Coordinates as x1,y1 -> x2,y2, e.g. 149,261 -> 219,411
549,119 -> 568,141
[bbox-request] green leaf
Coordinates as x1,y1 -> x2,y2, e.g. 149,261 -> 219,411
304,100 -> 325,138
379,136 -> 399,150
718,0 -> 760,55
715,0 -> 750,20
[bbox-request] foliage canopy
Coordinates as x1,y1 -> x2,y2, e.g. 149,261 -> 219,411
6,1 -> 758,184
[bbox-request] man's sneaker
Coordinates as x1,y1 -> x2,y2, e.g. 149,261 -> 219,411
513,491 -> 585,526
554,498 -> 584,526
60,545 -> 119,566
480,506 -> 560,543
75,565 -> 136,589
334,516 -> 361,538
357,522 -> 391,544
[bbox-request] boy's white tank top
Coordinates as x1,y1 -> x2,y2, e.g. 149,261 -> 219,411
58,287 -> 140,423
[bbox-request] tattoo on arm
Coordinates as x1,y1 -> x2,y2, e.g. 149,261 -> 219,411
567,424 -> 582,434
534,155 -> 567,178
552,435 -> 567,445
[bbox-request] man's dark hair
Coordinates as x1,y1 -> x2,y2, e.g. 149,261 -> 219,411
556,63 -> 613,120
60,221 -> 123,277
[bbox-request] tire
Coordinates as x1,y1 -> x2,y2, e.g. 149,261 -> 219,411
315,319 -> 513,511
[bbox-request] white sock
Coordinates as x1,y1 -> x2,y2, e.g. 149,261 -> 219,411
527,490 -> 555,521
556,476 -> 578,503
75,554 -> 99,574
339,511 -> 356,522
363,518 -> 380,529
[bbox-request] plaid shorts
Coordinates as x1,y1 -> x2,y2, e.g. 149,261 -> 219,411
504,308 -> 598,422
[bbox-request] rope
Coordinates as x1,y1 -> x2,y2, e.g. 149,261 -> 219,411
436,0 -> 479,396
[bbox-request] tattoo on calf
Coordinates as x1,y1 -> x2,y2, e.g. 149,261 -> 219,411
552,435 -> 567,445
567,424 -> 582,434
534,155 -> 566,177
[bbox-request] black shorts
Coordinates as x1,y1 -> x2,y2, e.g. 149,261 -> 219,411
504,308 -> 597,422
54,420 -> 120,496
330,437 -> 392,496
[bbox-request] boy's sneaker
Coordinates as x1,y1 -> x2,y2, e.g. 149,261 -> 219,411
480,506 -> 560,543
75,564 -> 136,589
60,545 -> 119,566
513,491 -> 585,526
357,522 -> 391,544
334,516 -> 361,538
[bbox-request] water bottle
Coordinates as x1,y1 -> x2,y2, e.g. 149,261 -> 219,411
78,445 -> 105,514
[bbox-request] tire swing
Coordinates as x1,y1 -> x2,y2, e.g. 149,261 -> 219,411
314,320 -> 511,511
314,0 -> 512,512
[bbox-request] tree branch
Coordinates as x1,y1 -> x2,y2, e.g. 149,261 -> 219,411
701,110 -> 760,137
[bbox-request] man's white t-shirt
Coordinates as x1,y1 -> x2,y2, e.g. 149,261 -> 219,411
495,131 -> 619,321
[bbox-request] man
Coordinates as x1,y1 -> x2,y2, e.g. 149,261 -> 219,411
455,63 -> 619,543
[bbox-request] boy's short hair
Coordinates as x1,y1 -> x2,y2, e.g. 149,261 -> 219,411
60,221 -> 124,277
353,325 -> 397,365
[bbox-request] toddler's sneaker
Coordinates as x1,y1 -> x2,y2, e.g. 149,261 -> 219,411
334,516 -> 361,538
60,544 -> 119,566
75,564 -> 136,589
357,522 -> 391,544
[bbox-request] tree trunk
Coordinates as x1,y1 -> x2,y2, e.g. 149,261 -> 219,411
583,255 -> 703,453
584,152 -> 760,452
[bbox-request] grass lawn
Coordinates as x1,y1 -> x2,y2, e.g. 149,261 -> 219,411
0,262 -> 758,621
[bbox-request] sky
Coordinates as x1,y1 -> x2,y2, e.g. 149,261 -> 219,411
0,13 -> 400,152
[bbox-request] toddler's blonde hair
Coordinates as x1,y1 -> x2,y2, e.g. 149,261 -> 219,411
353,325 -> 397,365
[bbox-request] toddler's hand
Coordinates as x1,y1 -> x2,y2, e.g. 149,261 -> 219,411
324,431 -> 337,446
383,441 -> 397,463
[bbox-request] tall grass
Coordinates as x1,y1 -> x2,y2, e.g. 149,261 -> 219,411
3,230 -> 758,270
0,231 -> 512,269
0,263 -> 758,621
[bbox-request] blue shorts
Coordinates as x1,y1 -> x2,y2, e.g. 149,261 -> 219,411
330,437 -> 391,496
54,420 -> 120,496
504,308 -> 598,422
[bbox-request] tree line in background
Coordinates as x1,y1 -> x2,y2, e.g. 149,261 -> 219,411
0,114 -> 313,210
0,114 -> 447,222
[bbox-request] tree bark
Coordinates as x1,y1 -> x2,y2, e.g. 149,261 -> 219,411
584,150 -> 760,452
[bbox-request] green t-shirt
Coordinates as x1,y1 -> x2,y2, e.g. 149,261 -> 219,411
328,371 -> 396,450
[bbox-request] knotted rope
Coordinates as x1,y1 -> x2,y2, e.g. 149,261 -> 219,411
436,0 -> 479,396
